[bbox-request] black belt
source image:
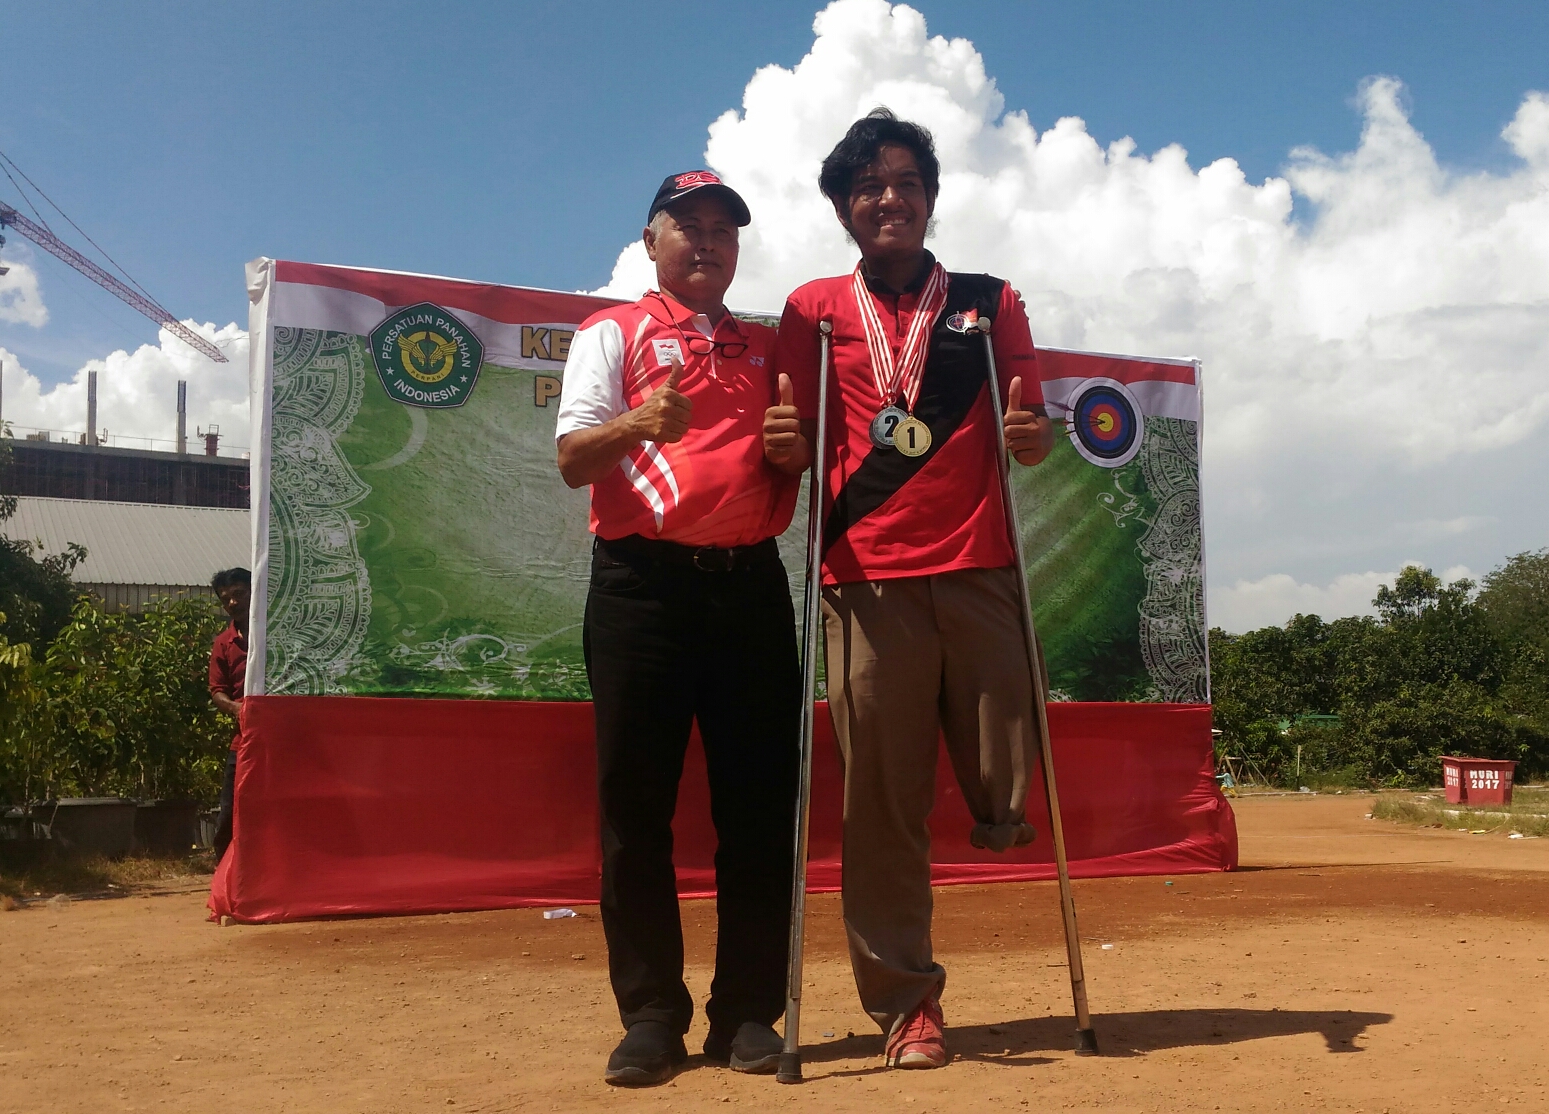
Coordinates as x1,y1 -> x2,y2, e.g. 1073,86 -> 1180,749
598,534 -> 778,573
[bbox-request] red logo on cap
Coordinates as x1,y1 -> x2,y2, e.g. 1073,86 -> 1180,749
674,171 -> 723,190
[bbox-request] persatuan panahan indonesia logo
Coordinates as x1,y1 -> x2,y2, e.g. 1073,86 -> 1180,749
369,302 -> 484,409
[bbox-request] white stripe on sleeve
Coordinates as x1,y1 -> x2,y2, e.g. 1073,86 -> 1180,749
555,317 -> 627,440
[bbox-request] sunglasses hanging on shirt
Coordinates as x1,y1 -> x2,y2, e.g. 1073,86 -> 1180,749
681,334 -> 749,359
653,291 -> 751,361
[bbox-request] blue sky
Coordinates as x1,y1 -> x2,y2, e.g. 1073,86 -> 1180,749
3,0 -> 1547,629
3,0 -> 1546,385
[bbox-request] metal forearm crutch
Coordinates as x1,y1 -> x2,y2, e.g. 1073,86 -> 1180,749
977,316 -> 1099,1056
778,318 -> 832,1085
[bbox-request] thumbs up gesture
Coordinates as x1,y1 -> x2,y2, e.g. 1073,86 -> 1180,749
630,357 -> 693,443
1003,375 -> 1054,466
763,371 -> 812,472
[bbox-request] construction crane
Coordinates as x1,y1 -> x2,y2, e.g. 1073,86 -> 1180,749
0,201 -> 227,364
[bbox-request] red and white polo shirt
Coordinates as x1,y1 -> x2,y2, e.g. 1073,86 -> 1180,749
556,290 -> 797,548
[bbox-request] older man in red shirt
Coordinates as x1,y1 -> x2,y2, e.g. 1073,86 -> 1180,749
556,171 -> 808,1086
207,567 -> 250,863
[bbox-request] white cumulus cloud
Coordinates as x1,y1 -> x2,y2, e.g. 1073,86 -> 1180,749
2,322 -> 249,451
0,258 -> 48,328
597,0 -> 1549,629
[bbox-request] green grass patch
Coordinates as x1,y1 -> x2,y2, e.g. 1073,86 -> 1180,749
1371,788 -> 1549,837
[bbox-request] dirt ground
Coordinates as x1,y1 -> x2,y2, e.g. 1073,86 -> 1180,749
4,793 -> 1548,1114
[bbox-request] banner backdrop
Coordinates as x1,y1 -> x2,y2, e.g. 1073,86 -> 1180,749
216,258 -> 1231,922
245,261 -> 1208,704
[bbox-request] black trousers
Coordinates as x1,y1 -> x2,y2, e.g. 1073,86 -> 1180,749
214,745 -> 237,862
584,535 -> 801,1036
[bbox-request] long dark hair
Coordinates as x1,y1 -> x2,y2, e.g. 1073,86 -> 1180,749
818,107 -> 941,210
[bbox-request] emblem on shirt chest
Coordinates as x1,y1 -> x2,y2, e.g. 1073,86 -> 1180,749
370,302 -> 484,409
945,308 -> 980,334
650,338 -> 684,367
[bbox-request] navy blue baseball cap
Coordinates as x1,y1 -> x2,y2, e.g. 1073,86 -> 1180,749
647,170 -> 751,226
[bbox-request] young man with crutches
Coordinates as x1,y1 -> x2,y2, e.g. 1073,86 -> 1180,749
768,109 -> 1061,1070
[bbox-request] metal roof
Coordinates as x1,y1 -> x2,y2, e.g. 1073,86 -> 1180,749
1,497 -> 250,587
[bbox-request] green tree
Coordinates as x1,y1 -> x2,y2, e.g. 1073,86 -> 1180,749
0,429 -> 87,648
1373,565 -> 1447,623
1211,560 -> 1548,786
0,612 -> 43,805
1477,549 -> 1549,730
1375,567 -> 1501,691
27,596 -> 231,802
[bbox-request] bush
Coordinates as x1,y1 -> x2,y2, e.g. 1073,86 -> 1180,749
1,431 -> 87,651
1339,681 -> 1547,786
2,596 -> 233,805
0,613 -> 42,805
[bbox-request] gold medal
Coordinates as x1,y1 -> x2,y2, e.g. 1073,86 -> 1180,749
895,415 -> 932,457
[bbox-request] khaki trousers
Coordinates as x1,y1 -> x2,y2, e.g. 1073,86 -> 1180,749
822,565 -> 1039,1035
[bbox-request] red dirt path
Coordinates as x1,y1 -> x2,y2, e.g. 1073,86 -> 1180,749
4,793 -> 1548,1113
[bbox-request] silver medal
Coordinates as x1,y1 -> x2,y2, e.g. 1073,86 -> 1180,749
870,405 -> 908,449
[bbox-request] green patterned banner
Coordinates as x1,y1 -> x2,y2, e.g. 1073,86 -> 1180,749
249,263 -> 1206,703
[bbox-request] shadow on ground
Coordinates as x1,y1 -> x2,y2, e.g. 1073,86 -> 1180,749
800,1007 -> 1393,1072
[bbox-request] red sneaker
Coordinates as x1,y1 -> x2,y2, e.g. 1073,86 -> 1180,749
885,996 -> 948,1069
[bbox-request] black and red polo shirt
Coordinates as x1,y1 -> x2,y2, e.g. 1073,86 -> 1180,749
776,254 -> 1043,586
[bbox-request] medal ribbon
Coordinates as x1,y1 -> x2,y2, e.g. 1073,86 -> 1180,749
851,261 -> 948,413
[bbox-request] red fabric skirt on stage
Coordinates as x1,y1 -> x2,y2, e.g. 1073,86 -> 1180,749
209,697 -> 1235,923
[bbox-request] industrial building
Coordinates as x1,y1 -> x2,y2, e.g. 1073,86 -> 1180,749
3,437 -> 249,508
1,495 -> 250,612
2,376 -> 252,611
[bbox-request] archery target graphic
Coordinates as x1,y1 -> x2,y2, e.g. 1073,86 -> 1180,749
1064,377 -> 1144,467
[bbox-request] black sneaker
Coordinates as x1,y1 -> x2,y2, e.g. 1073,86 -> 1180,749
605,1021 -> 687,1087
702,1021 -> 784,1074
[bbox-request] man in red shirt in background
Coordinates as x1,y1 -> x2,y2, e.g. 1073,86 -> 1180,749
207,567 -> 250,864
765,110 -> 1055,1071
556,171 -> 809,1086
